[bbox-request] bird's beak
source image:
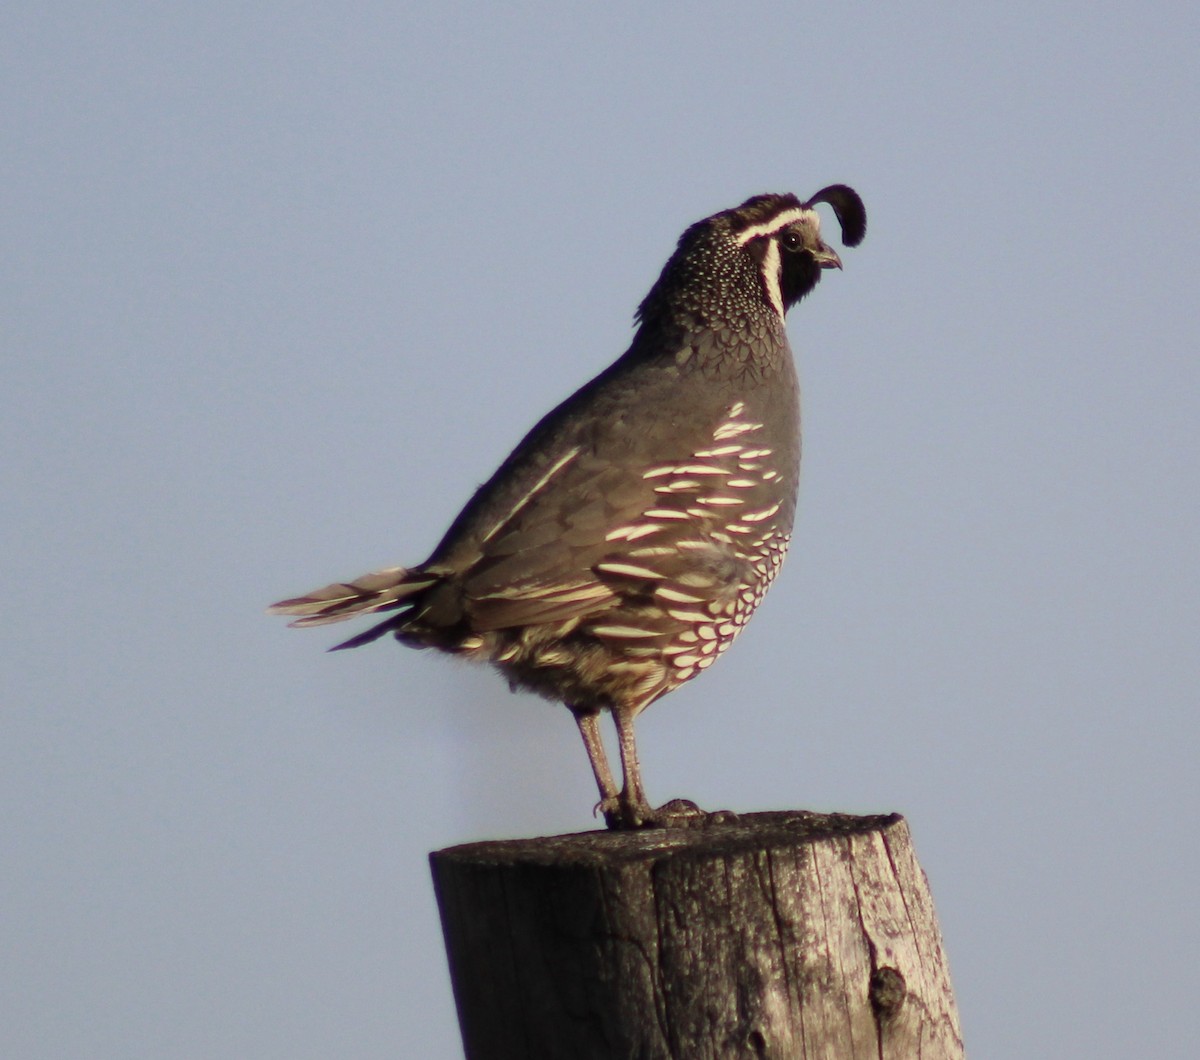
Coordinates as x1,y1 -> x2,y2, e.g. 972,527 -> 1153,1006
811,242 -> 843,270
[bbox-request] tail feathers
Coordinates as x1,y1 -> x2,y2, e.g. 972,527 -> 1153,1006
268,566 -> 438,628
327,615 -> 407,652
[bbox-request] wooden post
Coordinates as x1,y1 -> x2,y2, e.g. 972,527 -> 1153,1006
431,811 -> 963,1059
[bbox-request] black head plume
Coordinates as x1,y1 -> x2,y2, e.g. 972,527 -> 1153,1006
804,185 -> 867,248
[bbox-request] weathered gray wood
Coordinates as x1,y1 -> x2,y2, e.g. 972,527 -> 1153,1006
431,811 -> 963,1059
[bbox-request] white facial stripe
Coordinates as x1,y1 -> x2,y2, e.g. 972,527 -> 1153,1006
734,206 -> 817,245
759,238 -> 784,318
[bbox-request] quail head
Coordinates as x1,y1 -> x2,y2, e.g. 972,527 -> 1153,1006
270,186 -> 866,829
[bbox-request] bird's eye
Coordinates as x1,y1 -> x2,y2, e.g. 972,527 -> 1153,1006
781,230 -> 804,252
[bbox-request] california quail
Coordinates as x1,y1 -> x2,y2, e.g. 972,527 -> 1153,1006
270,187 -> 866,829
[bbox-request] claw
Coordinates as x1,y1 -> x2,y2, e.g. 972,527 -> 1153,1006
593,796 -> 623,830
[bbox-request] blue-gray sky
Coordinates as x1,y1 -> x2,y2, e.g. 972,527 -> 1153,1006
4,3 -> 1197,1057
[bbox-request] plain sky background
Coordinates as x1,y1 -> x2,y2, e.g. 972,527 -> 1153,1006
4,3 -> 1197,1057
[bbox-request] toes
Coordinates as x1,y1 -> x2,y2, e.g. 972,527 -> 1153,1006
601,795 -> 723,831
655,798 -> 704,818
594,796 -> 623,830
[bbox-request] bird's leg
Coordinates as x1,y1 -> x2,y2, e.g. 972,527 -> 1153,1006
571,707 -> 621,828
612,708 -> 656,829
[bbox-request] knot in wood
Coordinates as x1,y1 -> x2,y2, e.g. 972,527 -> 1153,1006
869,965 -> 907,1021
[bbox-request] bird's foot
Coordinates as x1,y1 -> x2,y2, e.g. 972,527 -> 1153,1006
649,798 -> 739,829
593,795 -> 624,830
603,796 -> 739,831
598,790 -> 657,830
